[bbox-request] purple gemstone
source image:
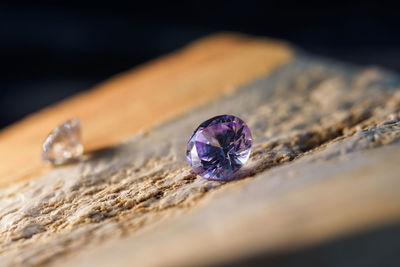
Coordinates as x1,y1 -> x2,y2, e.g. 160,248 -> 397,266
186,115 -> 252,181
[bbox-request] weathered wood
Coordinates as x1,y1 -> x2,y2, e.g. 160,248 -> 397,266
1,33 -> 400,266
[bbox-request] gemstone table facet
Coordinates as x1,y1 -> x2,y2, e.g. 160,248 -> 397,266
42,118 -> 83,165
186,115 -> 252,181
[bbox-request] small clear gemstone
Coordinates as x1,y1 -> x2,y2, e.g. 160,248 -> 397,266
42,118 -> 83,165
186,115 -> 252,181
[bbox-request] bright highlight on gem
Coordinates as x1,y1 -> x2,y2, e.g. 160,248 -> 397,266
186,115 -> 252,181
42,118 -> 83,165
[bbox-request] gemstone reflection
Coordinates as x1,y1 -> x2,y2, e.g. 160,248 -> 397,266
186,115 -> 252,181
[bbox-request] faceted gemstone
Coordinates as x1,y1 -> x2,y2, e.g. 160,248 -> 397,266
186,115 -> 252,181
42,118 -> 83,165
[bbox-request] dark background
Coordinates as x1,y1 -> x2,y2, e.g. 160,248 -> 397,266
1,1 -> 399,129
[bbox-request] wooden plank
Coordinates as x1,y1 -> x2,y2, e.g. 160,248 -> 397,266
1,33 -> 400,267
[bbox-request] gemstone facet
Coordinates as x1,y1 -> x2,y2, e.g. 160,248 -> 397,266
186,115 -> 252,181
42,118 -> 83,165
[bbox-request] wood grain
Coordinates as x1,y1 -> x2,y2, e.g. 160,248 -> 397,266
1,33 -> 400,267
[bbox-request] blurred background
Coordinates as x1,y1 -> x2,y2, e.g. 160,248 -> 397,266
0,1 -> 399,129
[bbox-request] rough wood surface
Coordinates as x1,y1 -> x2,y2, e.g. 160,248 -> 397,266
1,33 -> 400,266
